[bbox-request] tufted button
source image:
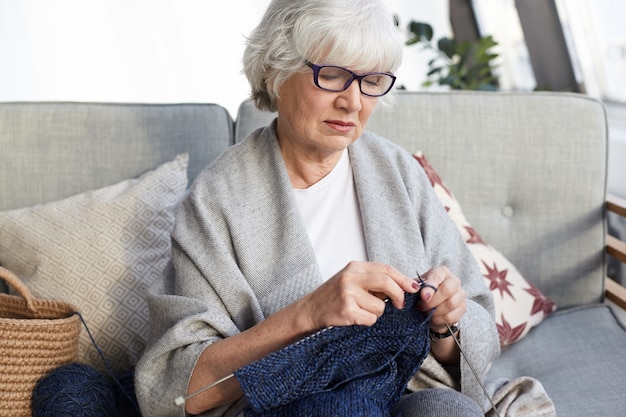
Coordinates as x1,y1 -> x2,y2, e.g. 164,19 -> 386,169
502,206 -> 514,218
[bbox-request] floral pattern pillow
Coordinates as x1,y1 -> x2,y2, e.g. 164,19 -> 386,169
414,151 -> 556,347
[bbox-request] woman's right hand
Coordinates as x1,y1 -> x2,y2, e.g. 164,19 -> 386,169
296,261 -> 420,330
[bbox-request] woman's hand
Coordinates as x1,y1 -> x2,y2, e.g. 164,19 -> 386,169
416,265 -> 466,364
296,261 -> 420,331
416,266 -> 466,329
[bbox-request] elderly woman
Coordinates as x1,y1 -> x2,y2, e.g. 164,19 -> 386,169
136,0 -> 499,416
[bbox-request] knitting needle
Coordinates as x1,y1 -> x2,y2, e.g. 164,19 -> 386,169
174,373 -> 235,407
175,277 -> 501,415
445,322 -> 502,417
417,271 -> 501,416
174,326 -> 337,407
175,291 -> 392,406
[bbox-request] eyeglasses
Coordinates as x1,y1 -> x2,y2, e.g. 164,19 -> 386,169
304,60 -> 396,97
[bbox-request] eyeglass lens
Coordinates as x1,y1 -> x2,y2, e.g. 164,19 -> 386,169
316,66 -> 394,97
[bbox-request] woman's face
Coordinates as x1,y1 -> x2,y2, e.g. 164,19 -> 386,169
275,66 -> 379,161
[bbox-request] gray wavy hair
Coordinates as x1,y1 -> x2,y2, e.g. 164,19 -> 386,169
243,0 -> 404,112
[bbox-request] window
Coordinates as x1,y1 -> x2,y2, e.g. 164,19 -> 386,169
555,0 -> 626,103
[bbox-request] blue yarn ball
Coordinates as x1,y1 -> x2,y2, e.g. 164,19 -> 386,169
32,363 -> 116,417
113,369 -> 141,417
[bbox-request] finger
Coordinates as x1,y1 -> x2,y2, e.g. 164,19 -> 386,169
334,296 -> 383,327
328,262 -> 415,315
426,275 -> 457,305
362,263 -> 414,310
418,284 -> 461,313
356,294 -> 389,324
370,291 -> 392,304
417,283 -> 438,304
429,298 -> 466,328
316,287 -> 383,327
416,267 -> 447,304
417,267 -> 463,310
371,278 -> 405,310
427,288 -> 466,329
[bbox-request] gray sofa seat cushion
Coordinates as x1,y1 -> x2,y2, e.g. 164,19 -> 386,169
487,304 -> 626,416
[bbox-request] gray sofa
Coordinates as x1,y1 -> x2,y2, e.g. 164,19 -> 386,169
1,91 -> 626,416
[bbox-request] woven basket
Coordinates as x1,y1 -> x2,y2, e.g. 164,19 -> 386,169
0,266 -> 81,417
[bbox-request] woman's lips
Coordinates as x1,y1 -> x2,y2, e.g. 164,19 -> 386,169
325,120 -> 356,133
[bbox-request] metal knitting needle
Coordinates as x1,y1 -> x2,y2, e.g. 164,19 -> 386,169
175,277 -> 501,416
174,326 -> 336,407
445,322 -> 502,417
417,271 -> 500,417
174,294 -> 395,406
174,373 -> 235,407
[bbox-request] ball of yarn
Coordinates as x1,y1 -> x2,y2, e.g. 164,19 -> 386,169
32,363 -> 116,417
113,369 -> 141,417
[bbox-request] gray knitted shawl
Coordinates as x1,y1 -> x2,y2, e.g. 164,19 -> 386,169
135,121 -> 500,417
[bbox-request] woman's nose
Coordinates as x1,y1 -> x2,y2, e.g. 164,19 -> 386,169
336,80 -> 363,112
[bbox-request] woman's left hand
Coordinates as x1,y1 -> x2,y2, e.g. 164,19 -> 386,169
417,266 -> 466,341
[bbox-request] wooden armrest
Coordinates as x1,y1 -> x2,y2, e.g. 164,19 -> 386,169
607,193 -> 626,217
608,235 -> 626,264
607,193 -> 626,263
606,277 -> 626,310
606,193 -> 626,309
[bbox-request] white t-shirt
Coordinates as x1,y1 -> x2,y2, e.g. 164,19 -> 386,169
294,150 -> 368,281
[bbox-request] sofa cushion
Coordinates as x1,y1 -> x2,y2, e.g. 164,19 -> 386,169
488,305 -> 626,416
0,154 -> 188,372
414,151 -> 556,347
234,100 -> 276,144
0,102 -> 232,211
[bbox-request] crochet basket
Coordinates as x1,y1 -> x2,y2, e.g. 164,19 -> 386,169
0,266 -> 81,417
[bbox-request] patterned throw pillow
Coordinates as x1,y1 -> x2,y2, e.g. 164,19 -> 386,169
0,154 -> 188,372
413,151 -> 556,347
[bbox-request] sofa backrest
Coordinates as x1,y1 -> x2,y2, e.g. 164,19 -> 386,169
235,91 -> 609,309
0,93 -> 608,308
0,102 -> 233,211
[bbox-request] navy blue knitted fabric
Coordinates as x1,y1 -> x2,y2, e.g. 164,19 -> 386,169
235,292 -> 431,416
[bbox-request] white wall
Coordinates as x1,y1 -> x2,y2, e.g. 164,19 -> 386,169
0,0 -> 450,118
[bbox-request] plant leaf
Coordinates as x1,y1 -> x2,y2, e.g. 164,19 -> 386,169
437,37 -> 457,59
408,21 -> 434,42
427,66 -> 443,76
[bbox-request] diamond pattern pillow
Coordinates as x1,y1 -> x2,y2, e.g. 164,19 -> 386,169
413,151 -> 556,347
0,154 -> 188,372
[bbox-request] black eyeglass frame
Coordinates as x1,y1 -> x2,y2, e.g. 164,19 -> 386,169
304,60 -> 397,97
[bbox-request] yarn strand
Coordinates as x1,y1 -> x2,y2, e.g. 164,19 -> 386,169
74,312 -> 141,414
31,312 -> 141,417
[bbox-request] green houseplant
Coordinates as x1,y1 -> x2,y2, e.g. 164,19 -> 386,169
406,21 -> 499,91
